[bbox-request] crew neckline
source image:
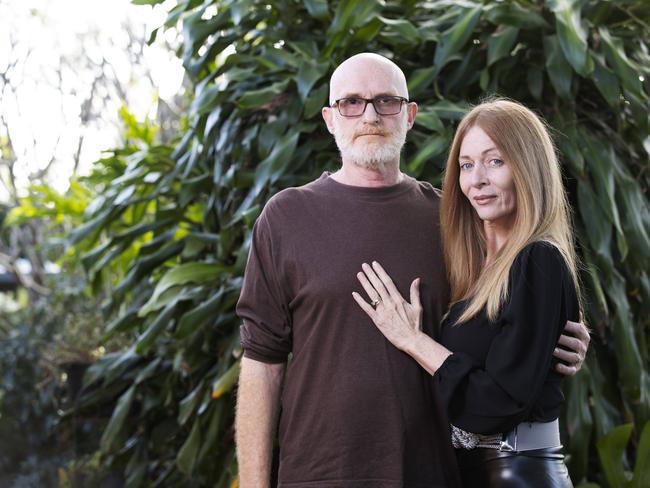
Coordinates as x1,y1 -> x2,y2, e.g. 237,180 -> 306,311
317,171 -> 415,200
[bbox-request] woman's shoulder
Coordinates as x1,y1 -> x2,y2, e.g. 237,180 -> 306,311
512,241 -> 568,275
506,241 -> 575,297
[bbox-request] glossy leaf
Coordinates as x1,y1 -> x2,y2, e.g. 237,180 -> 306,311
548,0 -> 593,76
632,421 -> 650,487
100,385 -> 136,453
592,55 -> 620,108
434,6 -> 482,73
176,416 -> 202,475
140,262 -> 226,315
295,60 -> 329,101
487,26 -> 519,66
544,35 -> 573,99
599,27 -> 644,97
135,301 -> 178,354
211,361 -> 241,399
597,423 -> 633,488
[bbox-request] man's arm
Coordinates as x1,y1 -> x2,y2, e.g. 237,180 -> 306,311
554,319 -> 590,375
236,356 -> 286,488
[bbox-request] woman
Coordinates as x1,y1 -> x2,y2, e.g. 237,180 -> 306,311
352,98 -> 580,487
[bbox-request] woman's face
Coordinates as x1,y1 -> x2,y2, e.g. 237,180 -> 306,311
458,125 -> 517,229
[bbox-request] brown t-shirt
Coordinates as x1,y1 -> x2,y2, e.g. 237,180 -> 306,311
237,173 -> 460,487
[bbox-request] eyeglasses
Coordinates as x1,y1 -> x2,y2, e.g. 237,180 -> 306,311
331,96 -> 408,117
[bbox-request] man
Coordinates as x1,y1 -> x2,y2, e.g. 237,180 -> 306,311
235,53 -> 589,487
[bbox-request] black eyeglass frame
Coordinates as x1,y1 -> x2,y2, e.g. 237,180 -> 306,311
330,96 -> 409,117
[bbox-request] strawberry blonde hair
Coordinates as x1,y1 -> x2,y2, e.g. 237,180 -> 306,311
441,98 -> 581,323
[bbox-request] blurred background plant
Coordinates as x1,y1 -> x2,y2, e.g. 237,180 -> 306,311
1,0 -> 649,487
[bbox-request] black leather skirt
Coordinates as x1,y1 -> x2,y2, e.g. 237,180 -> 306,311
455,446 -> 573,487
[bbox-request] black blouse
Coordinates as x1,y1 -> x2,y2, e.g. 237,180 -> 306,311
435,241 -> 579,435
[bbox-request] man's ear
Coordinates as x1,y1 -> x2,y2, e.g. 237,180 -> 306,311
406,102 -> 418,130
322,106 -> 335,135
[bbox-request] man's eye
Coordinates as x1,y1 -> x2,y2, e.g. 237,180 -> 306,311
344,98 -> 363,105
376,97 -> 392,104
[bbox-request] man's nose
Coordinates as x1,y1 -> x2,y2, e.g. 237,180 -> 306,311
361,101 -> 380,123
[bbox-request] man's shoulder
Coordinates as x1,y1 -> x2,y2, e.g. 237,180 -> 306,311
261,175 -> 328,219
269,175 -> 326,202
410,177 -> 443,201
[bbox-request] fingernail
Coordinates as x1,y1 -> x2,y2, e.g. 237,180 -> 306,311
554,348 -> 559,353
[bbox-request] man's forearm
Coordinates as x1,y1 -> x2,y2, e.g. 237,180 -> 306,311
236,357 -> 286,488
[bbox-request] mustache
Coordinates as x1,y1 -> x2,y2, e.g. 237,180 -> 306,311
354,129 -> 385,137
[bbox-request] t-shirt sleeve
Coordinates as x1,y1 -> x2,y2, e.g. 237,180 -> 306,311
236,206 -> 292,363
435,242 -> 579,434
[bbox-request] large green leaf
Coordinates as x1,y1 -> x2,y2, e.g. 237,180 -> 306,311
597,423 -> 634,488
544,35 -> 573,99
295,60 -> 329,101
599,27 -> 644,97
135,301 -> 178,353
176,416 -> 202,475
377,16 -> 421,41
211,361 -> 241,399
487,26 -> 519,66
434,6 -> 482,73
237,79 -> 291,109
176,287 -> 226,339
100,385 -> 136,453
591,55 -> 620,108
632,422 -> 650,487
139,262 -> 227,316
548,0 -> 593,76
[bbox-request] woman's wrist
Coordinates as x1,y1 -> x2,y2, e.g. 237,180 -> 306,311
403,330 -> 427,355
403,331 -> 453,375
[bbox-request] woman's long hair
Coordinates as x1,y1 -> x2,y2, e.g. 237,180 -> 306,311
441,98 -> 582,323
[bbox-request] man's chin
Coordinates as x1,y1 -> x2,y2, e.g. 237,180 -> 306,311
352,160 -> 382,171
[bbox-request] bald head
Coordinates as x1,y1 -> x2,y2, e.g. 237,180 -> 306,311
329,53 -> 409,105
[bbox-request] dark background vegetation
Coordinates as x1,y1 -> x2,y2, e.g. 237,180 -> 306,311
1,0 -> 649,486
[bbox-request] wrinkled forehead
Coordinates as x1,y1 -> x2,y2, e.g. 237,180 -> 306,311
329,56 -> 409,104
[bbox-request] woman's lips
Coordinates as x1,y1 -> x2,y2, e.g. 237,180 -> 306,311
473,195 -> 497,205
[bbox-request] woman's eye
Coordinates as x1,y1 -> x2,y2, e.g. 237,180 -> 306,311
460,162 -> 473,171
489,158 -> 504,167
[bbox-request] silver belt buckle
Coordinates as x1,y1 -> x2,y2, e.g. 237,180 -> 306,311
499,427 -> 517,452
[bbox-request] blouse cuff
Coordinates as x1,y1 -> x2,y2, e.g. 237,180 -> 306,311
435,351 -> 480,410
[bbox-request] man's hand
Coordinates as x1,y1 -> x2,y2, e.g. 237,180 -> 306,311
553,319 -> 590,375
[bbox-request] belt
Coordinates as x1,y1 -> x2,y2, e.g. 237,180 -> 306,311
499,419 -> 561,452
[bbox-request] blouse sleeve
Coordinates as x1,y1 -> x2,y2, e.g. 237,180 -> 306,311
435,242 -> 579,434
236,204 -> 293,363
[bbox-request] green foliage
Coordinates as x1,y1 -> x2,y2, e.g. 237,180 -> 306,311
38,0 -> 650,485
595,422 -> 650,488
0,273 -> 112,485
0,318 -> 60,484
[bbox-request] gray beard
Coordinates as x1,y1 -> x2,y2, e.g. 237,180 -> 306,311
335,135 -> 405,170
